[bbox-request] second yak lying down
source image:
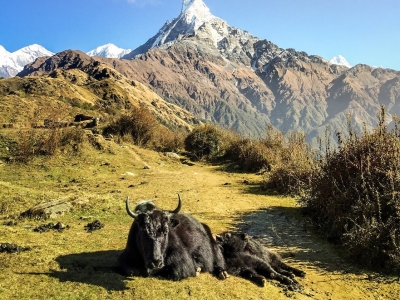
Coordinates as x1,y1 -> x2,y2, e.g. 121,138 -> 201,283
216,232 -> 305,287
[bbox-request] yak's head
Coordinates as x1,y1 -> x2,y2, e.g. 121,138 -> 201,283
216,232 -> 250,256
126,195 -> 181,273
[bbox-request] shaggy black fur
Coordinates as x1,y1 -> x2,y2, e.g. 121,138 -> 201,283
216,232 -> 305,287
118,199 -> 227,281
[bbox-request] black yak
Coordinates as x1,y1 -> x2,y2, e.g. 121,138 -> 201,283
216,232 -> 305,287
118,195 -> 228,281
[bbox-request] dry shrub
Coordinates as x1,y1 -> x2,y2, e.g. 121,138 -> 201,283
103,106 -> 158,147
183,123 -> 313,193
300,107 -> 400,271
225,136 -> 274,171
151,126 -> 186,153
264,131 -> 316,195
11,127 -> 84,162
223,125 -> 315,194
224,125 -> 288,172
103,106 -> 186,152
184,124 -> 224,160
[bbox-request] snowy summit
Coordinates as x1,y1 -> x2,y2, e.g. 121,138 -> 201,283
330,55 -> 352,68
181,0 -> 219,30
86,43 -> 131,59
0,44 -> 53,78
123,0 -> 223,59
150,0 -> 221,49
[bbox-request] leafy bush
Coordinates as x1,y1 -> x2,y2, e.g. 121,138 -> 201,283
184,124 -> 224,159
300,107 -> 400,271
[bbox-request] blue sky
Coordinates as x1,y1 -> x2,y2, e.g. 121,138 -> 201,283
1,0 -> 399,70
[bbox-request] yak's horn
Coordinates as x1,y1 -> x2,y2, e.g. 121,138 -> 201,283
170,194 -> 182,214
126,196 -> 138,218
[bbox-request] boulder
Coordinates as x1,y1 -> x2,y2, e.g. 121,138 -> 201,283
20,197 -> 88,219
165,152 -> 180,160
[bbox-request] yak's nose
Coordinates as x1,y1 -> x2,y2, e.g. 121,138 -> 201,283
146,259 -> 163,270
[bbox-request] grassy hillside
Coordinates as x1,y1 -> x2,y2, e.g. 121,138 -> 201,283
0,65 -> 196,130
0,132 -> 399,299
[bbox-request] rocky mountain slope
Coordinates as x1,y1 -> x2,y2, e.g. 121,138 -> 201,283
122,0 -> 400,145
17,0 -> 400,146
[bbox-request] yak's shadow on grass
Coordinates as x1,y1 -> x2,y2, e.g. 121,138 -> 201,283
47,250 -> 128,291
233,206 -> 365,276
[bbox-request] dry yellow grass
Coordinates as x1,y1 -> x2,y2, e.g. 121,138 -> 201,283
0,136 -> 399,299
0,70 -> 195,130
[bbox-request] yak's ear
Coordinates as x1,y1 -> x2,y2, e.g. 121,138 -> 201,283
215,234 -> 223,242
241,233 -> 249,241
169,218 -> 180,228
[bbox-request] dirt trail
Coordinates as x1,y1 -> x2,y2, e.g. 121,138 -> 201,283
214,180 -> 398,299
235,207 -> 398,299
130,148 -> 400,299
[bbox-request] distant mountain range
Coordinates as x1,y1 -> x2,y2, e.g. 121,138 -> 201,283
2,0 -> 400,148
1,42 -> 351,79
0,43 -> 132,78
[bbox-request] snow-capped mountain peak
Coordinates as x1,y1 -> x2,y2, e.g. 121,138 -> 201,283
0,46 -> 11,66
330,55 -> 351,68
0,44 -> 53,78
0,45 -> 8,55
181,0 -> 218,30
150,0 -> 221,49
12,44 -> 54,68
86,43 -> 131,59
123,0 -> 225,59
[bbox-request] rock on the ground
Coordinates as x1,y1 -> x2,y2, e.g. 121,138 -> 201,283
165,152 -> 180,160
20,197 -> 89,219
0,243 -> 31,253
